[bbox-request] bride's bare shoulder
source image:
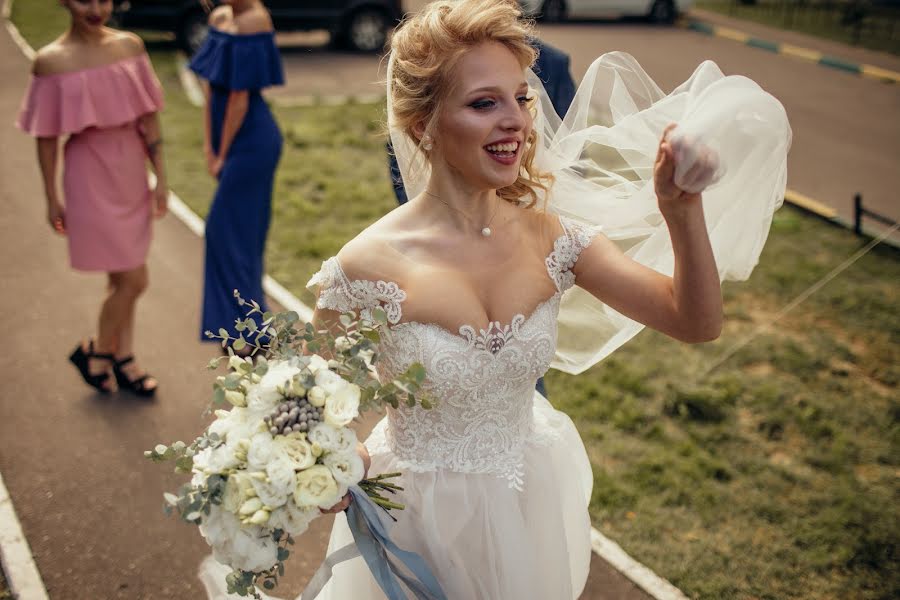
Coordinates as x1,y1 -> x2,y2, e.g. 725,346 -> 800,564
333,207 -> 412,284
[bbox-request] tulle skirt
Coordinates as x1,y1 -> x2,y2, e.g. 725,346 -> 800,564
199,393 -> 594,600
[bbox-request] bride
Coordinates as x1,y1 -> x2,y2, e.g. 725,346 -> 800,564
201,0 -> 790,598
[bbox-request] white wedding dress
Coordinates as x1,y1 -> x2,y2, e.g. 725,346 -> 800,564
304,216 -> 597,600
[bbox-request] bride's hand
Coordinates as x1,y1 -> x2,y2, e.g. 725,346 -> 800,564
654,123 -> 719,216
320,442 -> 372,514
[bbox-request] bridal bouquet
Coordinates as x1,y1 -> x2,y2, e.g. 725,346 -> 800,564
147,293 -> 430,598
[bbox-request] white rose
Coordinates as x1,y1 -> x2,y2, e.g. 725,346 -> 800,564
324,451 -> 365,495
293,465 -> 341,509
268,502 -> 319,536
324,384 -> 360,427
308,423 -> 357,454
222,472 -> 257,514
251,456 -> 296,508
275,435 -> 316,471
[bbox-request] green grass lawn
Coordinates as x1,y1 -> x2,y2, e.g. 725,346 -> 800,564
697,0 -> 900,56
11,3 -> 900,598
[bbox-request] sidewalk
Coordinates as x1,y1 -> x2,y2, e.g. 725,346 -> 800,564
687,6 -> 900,76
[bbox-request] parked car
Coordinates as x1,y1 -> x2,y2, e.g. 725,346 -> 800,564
112,0 -> 403,53
518,0 -> 694,24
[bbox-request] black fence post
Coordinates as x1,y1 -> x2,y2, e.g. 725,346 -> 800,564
854,193 -> 863,236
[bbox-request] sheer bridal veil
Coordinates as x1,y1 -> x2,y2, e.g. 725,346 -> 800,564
387,50 -> 792,375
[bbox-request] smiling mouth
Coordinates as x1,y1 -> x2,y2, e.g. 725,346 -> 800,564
484,141 -> 520,165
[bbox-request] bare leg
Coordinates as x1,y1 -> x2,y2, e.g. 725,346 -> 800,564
94,265 -> 156,392
114,277 -> 158,393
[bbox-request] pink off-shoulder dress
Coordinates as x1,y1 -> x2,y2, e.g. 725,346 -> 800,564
16,53 -> 164,272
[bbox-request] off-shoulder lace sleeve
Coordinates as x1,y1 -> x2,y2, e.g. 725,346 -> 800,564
306,257 -> 406,325
545,216 -> 601,293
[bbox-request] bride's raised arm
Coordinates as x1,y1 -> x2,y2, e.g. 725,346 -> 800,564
571,125 -> 723,344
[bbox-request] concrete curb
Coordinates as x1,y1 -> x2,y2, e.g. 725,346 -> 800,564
0,473 -> 49,600
684,19 -> 900,83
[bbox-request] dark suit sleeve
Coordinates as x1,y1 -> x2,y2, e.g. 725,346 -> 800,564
553,54 -> 576,117
531,40 -> 577,118
386,141 -> 408,205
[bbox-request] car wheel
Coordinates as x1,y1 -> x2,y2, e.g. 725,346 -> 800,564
541,0 -> 567,22
178,9 -> 209,54
343,8 -> 390,53
649,0 -> 676,24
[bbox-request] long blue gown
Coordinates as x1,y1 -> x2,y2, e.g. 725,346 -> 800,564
190,29 -> 284,342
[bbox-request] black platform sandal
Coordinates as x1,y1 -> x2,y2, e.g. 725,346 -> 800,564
68,339 -> 115,393
112,356 -> 158,398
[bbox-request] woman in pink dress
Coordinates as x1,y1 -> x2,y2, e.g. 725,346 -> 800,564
17,0 -> 167,397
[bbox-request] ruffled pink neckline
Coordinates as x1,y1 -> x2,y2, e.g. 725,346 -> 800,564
16,52 -> 164,137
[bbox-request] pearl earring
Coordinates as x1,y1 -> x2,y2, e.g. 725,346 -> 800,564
422,135 -> 433,151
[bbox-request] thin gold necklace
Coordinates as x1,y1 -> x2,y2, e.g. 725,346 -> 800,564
424,191 -> 500,238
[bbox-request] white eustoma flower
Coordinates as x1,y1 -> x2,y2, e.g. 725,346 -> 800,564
246,360 -> 300,412
308,423 -> 357,454
268,502 -> 319,536
247,432 -> 277,472
324,384 -> 361,427
314,368 -> 345,396
201,506 -> 279,573
324,451 -> 365,496
193,444 -> 239,475
208,407 -> 265,444
293,465 -> 342,509
251,456 -> 296,508
275,435 -> 316,471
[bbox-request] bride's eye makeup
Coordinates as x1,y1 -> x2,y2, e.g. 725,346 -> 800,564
469,98 -> 496,110
469,94 -> 534,111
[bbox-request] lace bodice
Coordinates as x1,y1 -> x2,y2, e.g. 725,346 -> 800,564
308,217 -> 597,490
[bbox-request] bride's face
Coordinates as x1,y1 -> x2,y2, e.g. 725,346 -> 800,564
432,41 -> 533,191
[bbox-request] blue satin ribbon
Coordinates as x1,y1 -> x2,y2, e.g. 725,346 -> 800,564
301,486 -> 448,600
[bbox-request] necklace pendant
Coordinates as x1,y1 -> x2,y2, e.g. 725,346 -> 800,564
481,227 -> 492,237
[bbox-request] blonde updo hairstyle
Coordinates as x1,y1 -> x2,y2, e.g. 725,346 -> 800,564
388,0 -> 552,208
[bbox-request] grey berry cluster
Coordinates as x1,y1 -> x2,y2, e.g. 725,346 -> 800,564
264,399 -> 323,436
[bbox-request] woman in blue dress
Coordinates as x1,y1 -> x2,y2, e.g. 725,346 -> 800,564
189,0 -> 283,347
